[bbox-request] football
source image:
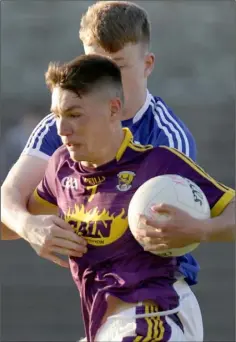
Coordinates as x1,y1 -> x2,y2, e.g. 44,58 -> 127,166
128,174 -> 211,257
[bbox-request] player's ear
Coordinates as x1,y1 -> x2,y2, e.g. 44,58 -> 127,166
144,52 -> 155,78
110,98 -> 122,121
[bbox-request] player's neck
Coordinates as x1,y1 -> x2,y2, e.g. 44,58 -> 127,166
122,89 -> 147,120
81,129 -> 125,169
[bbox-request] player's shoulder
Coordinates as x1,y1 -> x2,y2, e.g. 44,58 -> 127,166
22,112 -> 62,159
151,95 -> 185,125
151,95 -> 193,134
150,145 -> 187,159
149,94 -> 196,159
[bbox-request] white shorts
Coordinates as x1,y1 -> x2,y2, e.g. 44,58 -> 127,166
95,279 -> 203,342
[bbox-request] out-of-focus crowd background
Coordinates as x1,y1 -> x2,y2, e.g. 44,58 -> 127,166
1,1 -> 235,341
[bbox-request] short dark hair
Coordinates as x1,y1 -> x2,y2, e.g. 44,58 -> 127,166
79,1 -> 150,53
45,54 -> 123,99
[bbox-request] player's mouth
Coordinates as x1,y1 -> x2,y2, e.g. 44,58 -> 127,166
66,143 -> 80,150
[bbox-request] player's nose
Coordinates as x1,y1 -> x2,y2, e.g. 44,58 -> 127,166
56,117 -> 73,137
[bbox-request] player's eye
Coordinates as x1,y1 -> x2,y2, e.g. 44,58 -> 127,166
69,113 -> 80,118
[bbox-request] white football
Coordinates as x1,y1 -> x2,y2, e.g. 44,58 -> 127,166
128,174 -> 210,257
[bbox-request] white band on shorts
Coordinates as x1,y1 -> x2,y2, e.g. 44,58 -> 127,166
106,305 -> 180,320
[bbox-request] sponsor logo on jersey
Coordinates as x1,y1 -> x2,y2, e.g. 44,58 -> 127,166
116,171 -> 136,192
83,176 -> 106,186
61,177 -> 78,190
64,205 -> 128,246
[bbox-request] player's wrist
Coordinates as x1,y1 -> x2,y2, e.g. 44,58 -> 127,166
198,218 -> 213,242
15,213 -> 35,240
1,207 -> 29,239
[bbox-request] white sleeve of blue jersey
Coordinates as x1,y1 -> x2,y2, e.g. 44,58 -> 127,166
21,113 -> 62,160
153,99 -> 197,162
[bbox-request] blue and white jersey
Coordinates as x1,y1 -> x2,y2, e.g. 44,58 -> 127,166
22,90 -> 199,285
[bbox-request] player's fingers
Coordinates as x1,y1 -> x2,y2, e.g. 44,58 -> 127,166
151,204 -> 177,214
139,236 -> 165,246
50,246 -> 84,258
144,243 -> 168,252
137,226 -> 164,238
44,253 -> 70,268
52,237 -> 87,254
53,227 -> 87,246
137,216 -> 168,235
53,216 -> 75,232
139,214 -> 171,228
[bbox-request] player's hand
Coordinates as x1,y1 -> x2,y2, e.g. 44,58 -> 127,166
23,215 -> 87,267
135,204 -> 206,252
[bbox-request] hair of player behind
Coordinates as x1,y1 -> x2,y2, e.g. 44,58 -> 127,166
79,1 -> 151,52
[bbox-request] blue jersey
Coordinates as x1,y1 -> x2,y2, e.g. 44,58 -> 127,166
22,91 -> 198,285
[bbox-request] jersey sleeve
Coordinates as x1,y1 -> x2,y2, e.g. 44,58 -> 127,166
33,150 -> 59,207
155,98 -> 197,161
21,113 -> 62,160
158,146 -> 235,217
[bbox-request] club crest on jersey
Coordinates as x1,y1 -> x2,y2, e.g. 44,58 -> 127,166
116,171 -> 136,192
61,177 -> 78,190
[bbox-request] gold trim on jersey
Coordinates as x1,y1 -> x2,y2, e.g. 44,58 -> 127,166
133,304 -> 165,342
160,146 -> 235,217
211,191 -> 235,217
116,128 -> 133,161
33,189 -> 57,208
116,128 -> 153,161
128,139 -> 153,152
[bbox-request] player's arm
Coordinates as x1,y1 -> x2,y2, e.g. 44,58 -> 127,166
204,197 -> 235,241
26,151 -> 87,266
1,222 -> 21,240
1,114 -> 87,266
1,114 -> 57,238
137,147 -> 235,251
159,147 -> 235,242
0,113 -> 64,239
1,155 -> 49,240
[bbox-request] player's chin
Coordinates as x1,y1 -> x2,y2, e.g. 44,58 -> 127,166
70,152 -> 83,162
68,149 -> 83,162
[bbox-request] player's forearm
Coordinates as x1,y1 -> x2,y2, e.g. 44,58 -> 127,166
1,155 -> 48,239
1,184 -> 31,238
203,199 -> 235,242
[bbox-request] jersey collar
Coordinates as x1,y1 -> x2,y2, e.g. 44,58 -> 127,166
116,128 -> 133,162
132,89 -> 153,124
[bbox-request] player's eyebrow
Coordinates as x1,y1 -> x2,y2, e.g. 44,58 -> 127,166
50,105 -> 82,114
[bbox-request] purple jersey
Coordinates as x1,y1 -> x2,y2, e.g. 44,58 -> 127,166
22,90 -> 198,285
35,128 -> 234,341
